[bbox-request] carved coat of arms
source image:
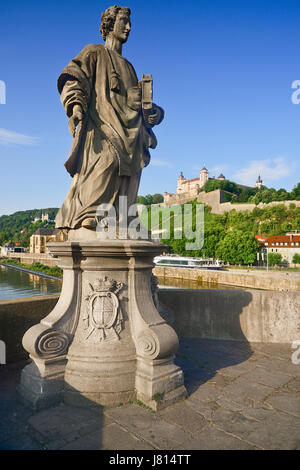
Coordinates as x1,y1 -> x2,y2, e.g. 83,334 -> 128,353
83,277 -> 125,343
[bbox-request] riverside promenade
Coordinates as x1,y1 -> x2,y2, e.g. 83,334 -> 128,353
0,339 -> 299,450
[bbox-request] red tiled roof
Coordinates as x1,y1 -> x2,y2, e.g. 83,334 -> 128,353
263,235 -> 300,248
255,235 -> 267,241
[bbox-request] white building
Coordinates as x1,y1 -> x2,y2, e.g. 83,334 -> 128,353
262,233 -> 300,265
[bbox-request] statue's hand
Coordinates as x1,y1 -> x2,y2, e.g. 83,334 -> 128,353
146,105 -> 163,127
127,86 -> 142,111
68,104 -> 84,138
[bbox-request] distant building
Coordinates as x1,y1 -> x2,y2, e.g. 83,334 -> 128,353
165,167 -> 262,204
260,233 -> 300,265
1,243 -> 15,257
30,228 -> 67,254
31,212 -> 52,224
176,167 -> 221,195
41,213 -> 50,222
255,175 -> 263,189
255,235 -> 267,244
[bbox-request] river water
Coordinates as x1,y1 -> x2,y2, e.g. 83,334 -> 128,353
0,265 -> 62,301
0,265 -> 239,302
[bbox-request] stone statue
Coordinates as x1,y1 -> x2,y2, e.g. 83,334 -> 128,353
55,5 -> 164,231
18,5 -> 186,412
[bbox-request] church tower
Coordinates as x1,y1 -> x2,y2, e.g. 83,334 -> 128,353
256,175 -> 263,189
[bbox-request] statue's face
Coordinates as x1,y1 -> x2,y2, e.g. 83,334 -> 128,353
112,11 -> 131,44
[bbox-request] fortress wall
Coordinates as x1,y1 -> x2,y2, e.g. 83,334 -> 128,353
164,189 -> 300,215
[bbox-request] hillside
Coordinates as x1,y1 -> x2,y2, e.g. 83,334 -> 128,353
0,208 -> 59,247
1,201 -> 300,265
139,200 -> 300,264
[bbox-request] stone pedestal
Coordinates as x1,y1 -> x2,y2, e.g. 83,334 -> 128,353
18,238 -> 186,411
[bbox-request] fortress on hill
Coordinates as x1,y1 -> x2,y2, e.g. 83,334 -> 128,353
163,167 -> 300,214
164,166 -> 263,206
175,166 -> 263,195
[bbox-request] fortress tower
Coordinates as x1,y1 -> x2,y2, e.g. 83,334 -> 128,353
176,171 -> 186,193
199,166 -> 209,188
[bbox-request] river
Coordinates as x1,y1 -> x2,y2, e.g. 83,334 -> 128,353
0,265 -> 62,301
0,264 -> 239,302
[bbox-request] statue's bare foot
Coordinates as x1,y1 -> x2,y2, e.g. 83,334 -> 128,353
82,218 -> 97,230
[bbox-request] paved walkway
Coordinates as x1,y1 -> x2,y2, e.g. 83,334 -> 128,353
0,339 -> 299,450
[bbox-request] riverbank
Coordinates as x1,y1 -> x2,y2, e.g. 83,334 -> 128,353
3,257 -> 300,291
0,259 -> 62,280
153,266 -> 300,291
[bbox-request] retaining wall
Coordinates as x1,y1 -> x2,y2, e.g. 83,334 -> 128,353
153,266 -> 300,291
159,288 -> 300,344
0,286 -> 299,364
0,295 -> 59,363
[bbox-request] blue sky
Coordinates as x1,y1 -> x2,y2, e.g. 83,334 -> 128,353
0,0 -> 300,216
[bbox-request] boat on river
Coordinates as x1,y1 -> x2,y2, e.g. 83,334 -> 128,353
153,255 -> 223,270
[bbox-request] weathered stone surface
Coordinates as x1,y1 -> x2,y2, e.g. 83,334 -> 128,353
218,361 -> 257,378
216,396 -> 247,412
27,403 -> 104,440
0,433 -> 42,450
61,422 -> 153,451
105,404 -> 192,450
243,411 -> 300,450
159,287 -> 300,343
158,401 -> 209,434
101,423 -> 154,450
188,383 -> 224,402
177,425 -> 257,450
265,391 -> 300,416
283,377 -> 300,392
0,295 -> 59,363
210,408 -> 264,438
1,340 -> 299,450
204,372 -> 237,389
222,376 -> 274,403
56,5 -> 164,230
240,365 -> 292,388
241,405 -> 275,422
19,240 -> 186,410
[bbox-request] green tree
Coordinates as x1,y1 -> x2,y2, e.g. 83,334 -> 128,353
292,253 -> 300,264
215,230 -> 259,265
152,194 -> 164,204
203,179 -> 240,195
137,195 -> 146,205
276,188 -> 289,201
268,253 -> 282,266
0,232 -> 6,245
290,183 -> 300,200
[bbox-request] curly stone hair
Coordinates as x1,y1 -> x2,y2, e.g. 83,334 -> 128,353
100,5 -> 131,41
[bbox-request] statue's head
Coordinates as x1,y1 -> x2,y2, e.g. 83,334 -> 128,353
100,5 -> 131,43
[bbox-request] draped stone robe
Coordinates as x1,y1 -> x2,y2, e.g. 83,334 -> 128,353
55,43 -> 163,230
